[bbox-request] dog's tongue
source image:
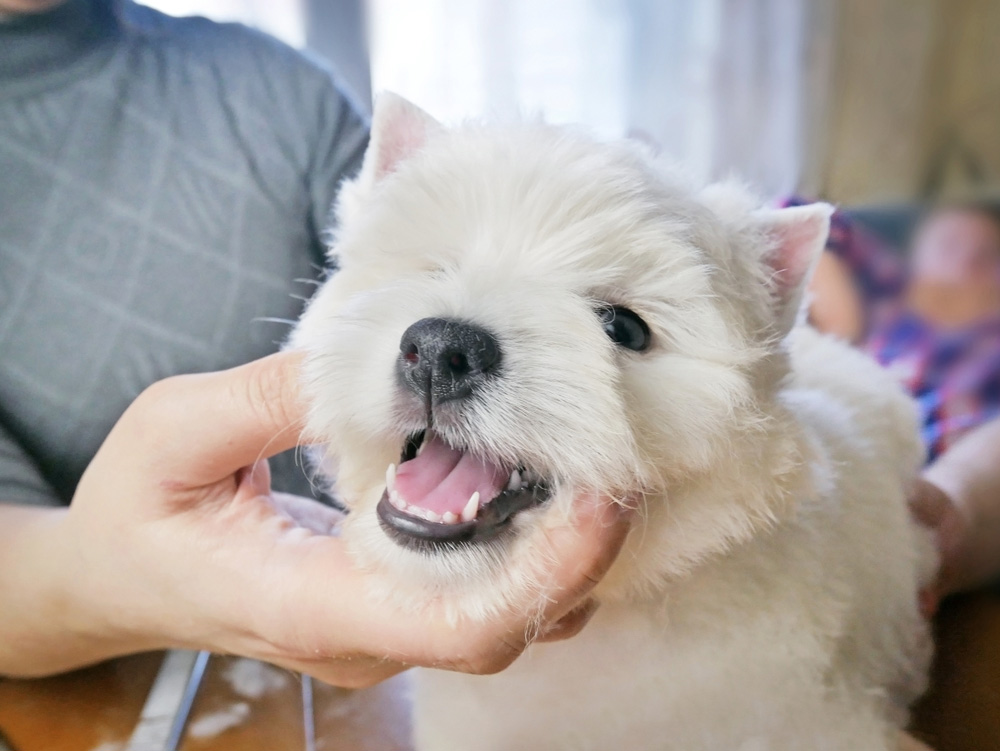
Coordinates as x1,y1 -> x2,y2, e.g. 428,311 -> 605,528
395,432 -> 508,516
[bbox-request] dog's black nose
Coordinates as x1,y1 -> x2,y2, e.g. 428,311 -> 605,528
398,318 -> 501,404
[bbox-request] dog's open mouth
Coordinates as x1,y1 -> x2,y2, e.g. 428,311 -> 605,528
377,430 -> 551,549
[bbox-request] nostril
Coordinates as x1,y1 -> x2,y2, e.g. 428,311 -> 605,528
447,351 -> 469,374
403,343 -> 419,364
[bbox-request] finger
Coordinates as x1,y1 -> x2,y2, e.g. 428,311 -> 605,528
909,478 -> 950,529
237,459 -> 272,498
528,493 -> 632,625
266,653 -> 407,690
271,492 -> 345,535
135,351 -> 309,485
918,587 -> 940,620
400,494 -> 632,667
535,598 -> 599,643
248,495 -> 630,673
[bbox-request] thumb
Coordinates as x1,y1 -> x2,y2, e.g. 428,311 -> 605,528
130,351 -> 310,486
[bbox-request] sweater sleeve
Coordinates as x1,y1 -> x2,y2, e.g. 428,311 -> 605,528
0,418 -> 60,507
304,71 -> 370,265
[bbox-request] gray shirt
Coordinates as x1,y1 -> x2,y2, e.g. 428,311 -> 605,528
0,0 -> 368,504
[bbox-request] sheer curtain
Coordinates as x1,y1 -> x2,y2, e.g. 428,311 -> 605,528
140,0 -> 307,47
135,0 -> 372,106
369,0 -> 630,137
136,1 -> 1000,203
369,0 -> 835,197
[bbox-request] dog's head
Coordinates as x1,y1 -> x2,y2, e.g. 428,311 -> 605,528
292,94 -> 831,615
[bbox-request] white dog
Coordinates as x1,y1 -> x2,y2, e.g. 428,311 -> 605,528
290,93 -> 934,750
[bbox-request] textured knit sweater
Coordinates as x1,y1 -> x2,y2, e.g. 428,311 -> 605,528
0,0 -> 368,504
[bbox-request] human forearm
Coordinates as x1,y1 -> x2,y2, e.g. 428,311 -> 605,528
924,418 -> 1000,517
0,354 -> 629,684
808,251 -> 865,342
0,504 -> 152,676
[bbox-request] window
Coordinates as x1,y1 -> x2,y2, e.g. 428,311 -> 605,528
139,0 -> 307,48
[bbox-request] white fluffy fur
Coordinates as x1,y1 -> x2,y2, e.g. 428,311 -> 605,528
290,94 -> 934,750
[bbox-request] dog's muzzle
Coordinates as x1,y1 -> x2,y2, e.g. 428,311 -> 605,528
377,431 -> 551,550
376,318 -> 552,551
397,317 -> 502,405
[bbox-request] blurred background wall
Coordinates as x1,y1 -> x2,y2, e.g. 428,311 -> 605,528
139,0 -> 1000,205
305,0 -> 371,109
822,0 -> 1000,203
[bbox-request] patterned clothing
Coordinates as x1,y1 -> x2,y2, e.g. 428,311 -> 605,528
866,309 -> 1000,462
784,198 -> 1000,462
0,0 -> 368,504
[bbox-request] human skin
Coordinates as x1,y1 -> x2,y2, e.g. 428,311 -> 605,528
0,352 -> 631,685
808,249 -> 865,342
906,209 -> 1000,329
916,417 -> 1000,611
807,209 -> 1000,751
807,208 -> 1000,611
809,208 -> 1000,342
0,0 -> 66,13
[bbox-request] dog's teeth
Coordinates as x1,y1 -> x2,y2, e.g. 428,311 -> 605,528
403,504 -> 439,522
389,489 -> 406,510
386,463 -> 397,492
416,440 -> 426,457
442,511 -> 458,524
507,469 -> 522,492
461,491 -> 480,522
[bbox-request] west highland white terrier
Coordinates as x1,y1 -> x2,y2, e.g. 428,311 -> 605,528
290,93 -> 934,750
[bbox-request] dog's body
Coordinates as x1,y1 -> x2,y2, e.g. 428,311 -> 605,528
291,94 -> 933,750
415,327 -> 932,750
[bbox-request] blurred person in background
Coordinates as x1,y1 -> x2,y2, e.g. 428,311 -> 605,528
803,199 -> 1000,611
0,0 -> 629,686
806,201 -> 1000,749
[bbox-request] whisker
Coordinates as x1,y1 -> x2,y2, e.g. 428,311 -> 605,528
293,431 -> 330,501
252,421 -> 303,474
252,317 -> 296,326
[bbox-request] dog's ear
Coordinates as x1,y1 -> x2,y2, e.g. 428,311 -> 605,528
360,92 -> 443,184
753,203 -> 834,337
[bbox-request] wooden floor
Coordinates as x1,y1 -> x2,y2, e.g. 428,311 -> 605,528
1,593 -> 997,751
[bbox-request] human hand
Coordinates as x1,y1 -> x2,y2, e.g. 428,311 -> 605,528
909,476 -> 999,618
13,353 -> 630,684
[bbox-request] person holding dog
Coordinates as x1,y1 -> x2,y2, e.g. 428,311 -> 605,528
0,0 -> 629,684
0,350 -> 628,683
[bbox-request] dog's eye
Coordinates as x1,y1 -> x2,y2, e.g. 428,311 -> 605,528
598,306 -> 651,351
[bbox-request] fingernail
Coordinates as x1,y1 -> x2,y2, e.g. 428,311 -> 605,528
240,459 -> 271,496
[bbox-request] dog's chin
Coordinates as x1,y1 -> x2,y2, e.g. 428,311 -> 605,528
342,478 -> 565,620
375,429 -> 554,554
